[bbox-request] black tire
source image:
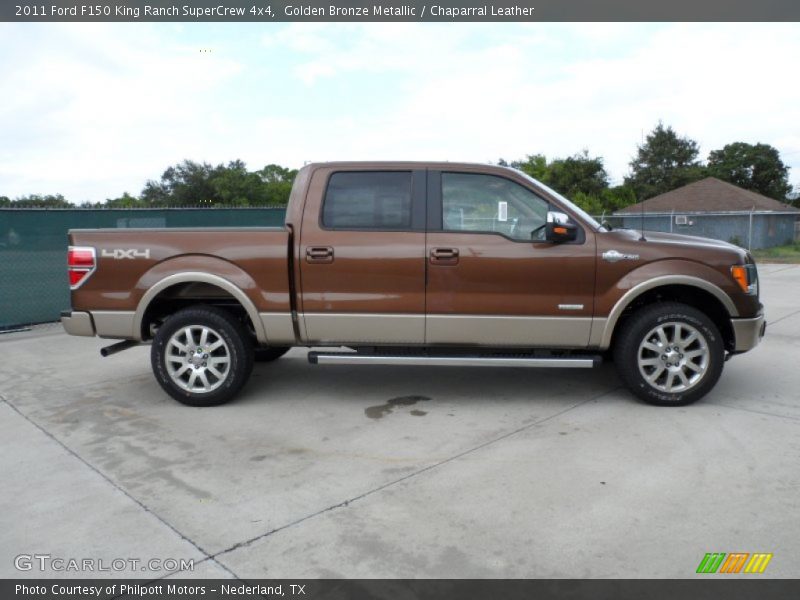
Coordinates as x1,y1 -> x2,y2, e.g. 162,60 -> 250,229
151,305 -> 254,407
254,346 -> 291,362
613,302 -> 724,406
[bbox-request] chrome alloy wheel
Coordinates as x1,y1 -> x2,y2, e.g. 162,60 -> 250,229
637,321 -> 710,394
165,325 -> 231,393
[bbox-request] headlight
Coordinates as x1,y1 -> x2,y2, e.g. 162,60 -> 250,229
731,264 -> 758,296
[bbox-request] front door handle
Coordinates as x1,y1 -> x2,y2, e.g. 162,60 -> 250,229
430,247 -> 459,265
306,246 -> 334,264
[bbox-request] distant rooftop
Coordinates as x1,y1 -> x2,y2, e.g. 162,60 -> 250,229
616,177 -> 798,214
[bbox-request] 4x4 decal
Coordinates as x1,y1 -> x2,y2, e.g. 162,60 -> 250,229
100,248 -> 151,260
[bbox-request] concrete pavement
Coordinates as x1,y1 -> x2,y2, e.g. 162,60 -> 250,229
1,264 -> 798,579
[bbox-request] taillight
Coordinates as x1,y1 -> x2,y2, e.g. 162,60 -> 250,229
67,246 -> 96,289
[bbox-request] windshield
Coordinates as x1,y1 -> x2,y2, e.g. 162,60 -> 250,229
512,169 -> 607,232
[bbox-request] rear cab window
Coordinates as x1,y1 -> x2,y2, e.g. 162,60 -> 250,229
322,171 -> 413,230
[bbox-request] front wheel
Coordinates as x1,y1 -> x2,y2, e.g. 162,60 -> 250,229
613,302 -> 724,406
151,305 -> 254,407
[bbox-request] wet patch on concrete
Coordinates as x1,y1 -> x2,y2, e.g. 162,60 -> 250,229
365,395 -> 430,420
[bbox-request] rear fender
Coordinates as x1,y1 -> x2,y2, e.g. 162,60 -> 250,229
133,256 -> 267,343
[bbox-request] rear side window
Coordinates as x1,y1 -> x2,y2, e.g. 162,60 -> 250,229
322,171 -> 412,230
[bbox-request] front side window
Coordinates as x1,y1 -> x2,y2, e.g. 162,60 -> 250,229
322,171 -> 412,230
441,172 -> 549,241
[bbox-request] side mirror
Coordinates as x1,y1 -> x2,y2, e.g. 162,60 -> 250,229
545,211 -> 578,242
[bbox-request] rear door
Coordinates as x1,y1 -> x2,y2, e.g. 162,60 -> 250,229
425,169 -> 596,347
298,167 -> 427,344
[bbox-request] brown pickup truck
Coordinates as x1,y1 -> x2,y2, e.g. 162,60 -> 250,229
62,162 -> 765,407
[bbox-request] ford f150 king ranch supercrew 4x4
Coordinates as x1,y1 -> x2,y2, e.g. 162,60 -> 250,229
61,162 -> 766,407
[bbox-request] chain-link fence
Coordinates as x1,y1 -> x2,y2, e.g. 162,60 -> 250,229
594,211 -> 799,250
0,207 -> 286,330
3,207 -> 799,331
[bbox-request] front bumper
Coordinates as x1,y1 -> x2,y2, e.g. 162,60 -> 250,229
731,312 -> 766,352
61,310 -> 95,337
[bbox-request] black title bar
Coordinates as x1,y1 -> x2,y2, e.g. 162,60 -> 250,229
4,579 -> 800,600
4,0 -> 800,22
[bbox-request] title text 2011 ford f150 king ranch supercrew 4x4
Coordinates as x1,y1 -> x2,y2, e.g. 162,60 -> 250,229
61,162 -> 766,407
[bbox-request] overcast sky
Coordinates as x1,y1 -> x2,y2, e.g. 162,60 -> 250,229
1,22 -> 799,203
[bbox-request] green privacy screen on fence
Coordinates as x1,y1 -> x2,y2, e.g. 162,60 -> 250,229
0,208 -> 286,330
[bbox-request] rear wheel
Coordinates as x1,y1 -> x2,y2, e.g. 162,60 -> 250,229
613,302 -> 724,406
151,305 -> 254,406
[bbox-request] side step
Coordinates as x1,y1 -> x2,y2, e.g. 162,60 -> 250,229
308,351 -> 600,368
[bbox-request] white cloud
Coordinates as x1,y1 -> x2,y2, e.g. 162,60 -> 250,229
255,23 -> 800,187
0,23 -> 242,202
2,22 -> 799,202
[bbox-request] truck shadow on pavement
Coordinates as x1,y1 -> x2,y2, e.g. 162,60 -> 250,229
238,353 -> 625,411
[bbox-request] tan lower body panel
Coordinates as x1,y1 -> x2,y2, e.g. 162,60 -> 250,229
259,312 -> 297,345
302,313 -> 425,344
302,313 -> 593,347
92,311 -> 136,339
588,317 -> 608,349
61,311 -> 95,337
731,313 -> 766,352
426,314 -> 593,347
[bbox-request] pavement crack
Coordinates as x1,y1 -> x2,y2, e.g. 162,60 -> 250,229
768,308 -> 800,326
211,386 -> 622,562
705,400 -> 800,423
0,393 -> 240,581
763,264 -> 799,274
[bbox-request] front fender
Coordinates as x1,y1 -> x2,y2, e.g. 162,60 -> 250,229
592,259 -> 738,349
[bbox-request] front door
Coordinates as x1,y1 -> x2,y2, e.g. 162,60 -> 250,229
299,167 -> 427,344
425,170 -> 596,347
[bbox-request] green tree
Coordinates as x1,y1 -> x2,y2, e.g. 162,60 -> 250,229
141,160 -> 219,206
570,191 -> 604,214
210,160 -> 262,206
625,122 -> 706,200
10,194 -> 71,208
790,186 -> 800,208
0,195 -> 10,207
512,151 -> 608,197
104,192 -> 143,208
707,142 -> 791,200
510,151 -> 630,215
511,154 -> 548,181
601,185 -> 637,213
257,164 -> 298,206
546,150 -> 609,197
139,160 -> 297,207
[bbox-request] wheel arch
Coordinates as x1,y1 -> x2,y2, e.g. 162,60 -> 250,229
134,272 -> 267,344
599,276 -> 737,352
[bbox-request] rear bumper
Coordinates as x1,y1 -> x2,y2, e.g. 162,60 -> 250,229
61,310 -> 136,339
731,313 -> 766,352
61,310 -> 95,337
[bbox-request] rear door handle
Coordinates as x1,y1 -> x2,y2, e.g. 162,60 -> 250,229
306,246 -> 334,264
430,247 -> 459,265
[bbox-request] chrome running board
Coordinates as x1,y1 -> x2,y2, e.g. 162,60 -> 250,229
308,352 -> 599,368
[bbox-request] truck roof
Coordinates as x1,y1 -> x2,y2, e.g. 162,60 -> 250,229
303,161 -> 515,172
